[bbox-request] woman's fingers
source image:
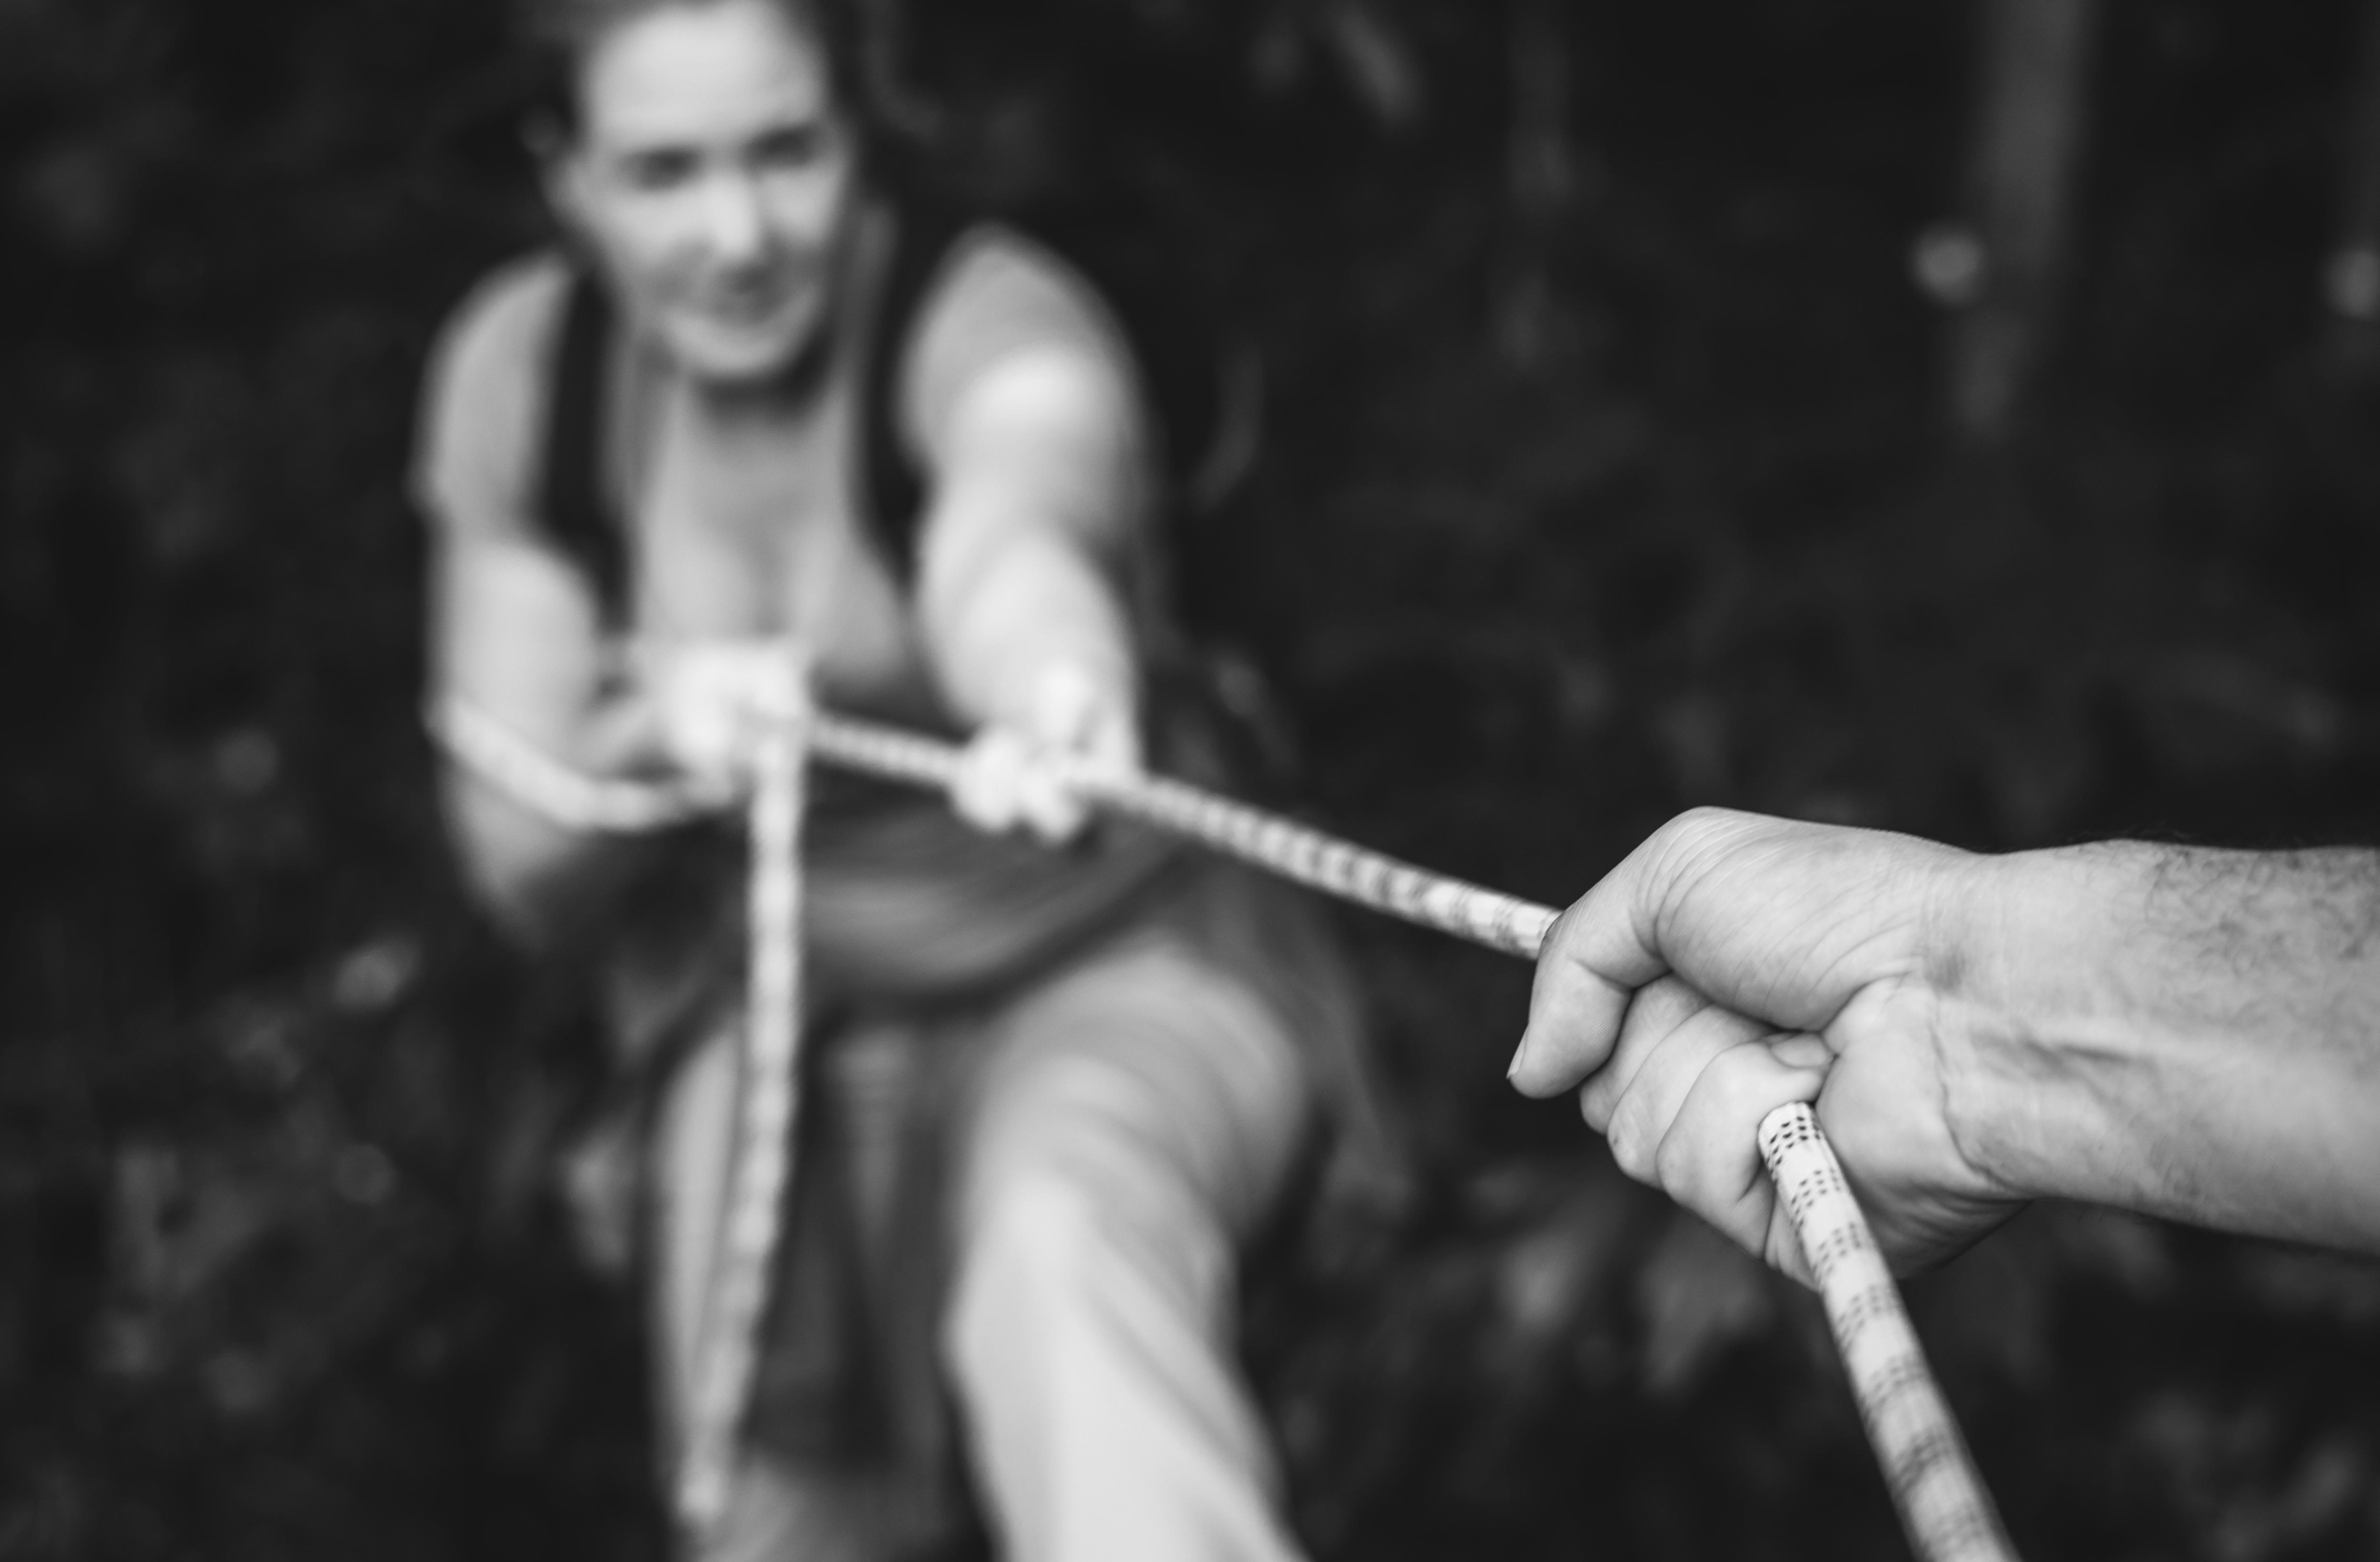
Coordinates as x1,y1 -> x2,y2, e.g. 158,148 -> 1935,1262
954,727 -> 1100,844
953,727 -> 1033,835
1016,754 -> 1090,842
636,638 -> 807,787
957,662 -> 1141,845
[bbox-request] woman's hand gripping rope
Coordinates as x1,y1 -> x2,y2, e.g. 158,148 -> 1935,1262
950,661 -> 1142,846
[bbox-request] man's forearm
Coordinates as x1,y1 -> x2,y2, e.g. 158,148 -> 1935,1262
1949,841 -> 2380,1249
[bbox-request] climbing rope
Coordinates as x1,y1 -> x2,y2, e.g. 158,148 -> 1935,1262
427,694 -> 2018,1562
673,693 -> 809,1540
804,713 -> 1558,958
427,689 -> 807,1552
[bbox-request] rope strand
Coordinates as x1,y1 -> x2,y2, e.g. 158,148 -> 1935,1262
673,694 -> 810,1544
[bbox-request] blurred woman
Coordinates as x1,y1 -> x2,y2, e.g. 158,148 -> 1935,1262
413,1 -> 1389,1557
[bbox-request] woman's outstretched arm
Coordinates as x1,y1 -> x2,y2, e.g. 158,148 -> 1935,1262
906,235 -> 1152,841
416,261 -> 666,942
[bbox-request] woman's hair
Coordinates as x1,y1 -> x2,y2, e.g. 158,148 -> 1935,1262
515,0 -> 868,140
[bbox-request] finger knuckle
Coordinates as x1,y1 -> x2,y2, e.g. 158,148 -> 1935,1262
1650,1121 -> 1698,1195
1607,1095 -> 1657,1181
1706,1043 -> 1790,1116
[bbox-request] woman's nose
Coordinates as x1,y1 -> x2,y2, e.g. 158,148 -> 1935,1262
697,171 -> 768,264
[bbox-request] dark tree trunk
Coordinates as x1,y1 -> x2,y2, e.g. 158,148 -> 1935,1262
2323,0 -> 2380,369
1496,0 -> 1580,371
1936,0 -> 2101,445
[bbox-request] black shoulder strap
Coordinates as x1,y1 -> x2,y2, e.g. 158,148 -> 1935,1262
1018,204 -> 1223,505
538,267 -> 631,627
535,227 -> 962,615
856,197 -> 972,582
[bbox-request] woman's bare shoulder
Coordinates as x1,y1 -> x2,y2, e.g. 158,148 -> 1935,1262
415,250 -> 575,534
426,250 -> 576,411
899,223 -> 1142,454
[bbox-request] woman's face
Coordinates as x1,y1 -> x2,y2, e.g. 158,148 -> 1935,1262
551,0 -> 858,384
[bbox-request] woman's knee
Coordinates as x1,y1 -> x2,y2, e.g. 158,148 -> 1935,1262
944,1164 -> 1233,1381
964,997 -> 1310,1242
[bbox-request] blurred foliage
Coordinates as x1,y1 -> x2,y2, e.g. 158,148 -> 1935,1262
6,0 -> 2380,1558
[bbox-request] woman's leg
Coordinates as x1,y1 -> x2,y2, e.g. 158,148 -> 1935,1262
942,931 -> 1315,1562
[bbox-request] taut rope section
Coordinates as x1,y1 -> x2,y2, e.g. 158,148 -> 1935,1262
803,714 -> 1558,959
674,696 -> 809,1539
426,695 -> 2019,1562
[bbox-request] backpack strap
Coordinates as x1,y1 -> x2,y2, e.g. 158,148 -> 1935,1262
853,195 -> 1235,582
537,267 -> 632,628
1019,205 -> 1224,506
855,198 -> 972,582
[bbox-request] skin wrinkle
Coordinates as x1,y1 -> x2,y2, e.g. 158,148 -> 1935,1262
1653,825 -> 1775,1016
1900,985 -> 2013,1206
1706,817 -> 1934,1028
1636,814 -> 1706,988
1941,845 -> 2127,1204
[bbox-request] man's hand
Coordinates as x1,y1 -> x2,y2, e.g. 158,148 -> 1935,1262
1508,808 -> 2025,1278
952,661 -> 1140,846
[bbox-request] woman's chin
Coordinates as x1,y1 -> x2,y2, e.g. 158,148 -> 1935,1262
664,308 -> 823,387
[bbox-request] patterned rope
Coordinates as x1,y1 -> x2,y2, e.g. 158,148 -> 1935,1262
673,693 -> 810,1546
427,696 -> 2019,1562
422,686 -> 809,1555
804,713 -> 1559,959
1761,1105 -> 2016,1562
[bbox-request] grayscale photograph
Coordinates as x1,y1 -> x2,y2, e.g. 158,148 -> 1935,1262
5,1 -> 2379,1559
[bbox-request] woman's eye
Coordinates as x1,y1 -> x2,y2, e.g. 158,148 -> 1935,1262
752,125 -> 825,171
617,149 -> 699,191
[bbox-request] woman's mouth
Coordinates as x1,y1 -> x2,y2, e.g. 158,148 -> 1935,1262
687,262 -> 816,326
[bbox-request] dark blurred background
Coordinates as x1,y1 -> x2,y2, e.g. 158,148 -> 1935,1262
7,0 -> 2380,1557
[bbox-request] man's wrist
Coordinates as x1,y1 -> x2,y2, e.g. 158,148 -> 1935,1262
1934,842 -> 2173,1214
